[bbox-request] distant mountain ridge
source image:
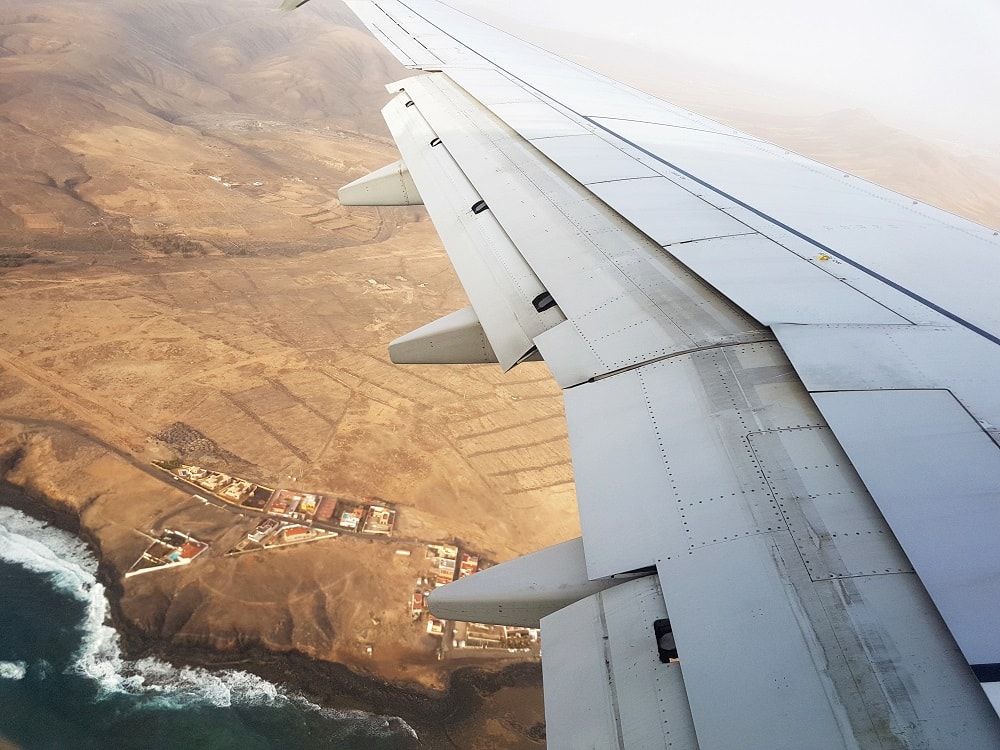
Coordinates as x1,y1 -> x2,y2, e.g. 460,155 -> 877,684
1,0 -> 401,129
0,0 -> 407,243
1,0 -> 996,238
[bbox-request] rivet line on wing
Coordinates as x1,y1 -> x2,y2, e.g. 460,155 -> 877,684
565,332 -> 778,388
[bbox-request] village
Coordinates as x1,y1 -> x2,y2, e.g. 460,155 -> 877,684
140,461 -> 540,660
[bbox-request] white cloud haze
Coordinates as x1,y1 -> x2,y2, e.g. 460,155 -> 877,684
445,0 -> 1000,148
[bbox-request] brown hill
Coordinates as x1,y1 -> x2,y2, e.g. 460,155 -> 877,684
1,0 -> 399,128
0,0 -> 408,243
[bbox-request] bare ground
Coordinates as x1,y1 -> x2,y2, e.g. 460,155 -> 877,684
0,2 -> 578,746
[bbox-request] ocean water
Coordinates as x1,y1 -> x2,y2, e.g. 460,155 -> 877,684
0,506 -> 417,750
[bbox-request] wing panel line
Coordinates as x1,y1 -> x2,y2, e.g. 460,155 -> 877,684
580,117 -> 1000,347
394,0 -> 1000,348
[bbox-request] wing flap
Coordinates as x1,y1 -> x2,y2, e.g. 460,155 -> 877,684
380,90 -> 563,369
657,537 -> 849,750
540,576 -> 698,750
349,1 -> 1000,339
392,73 -> 770,386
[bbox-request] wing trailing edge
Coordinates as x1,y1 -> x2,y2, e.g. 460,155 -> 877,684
378,81 -> 565,371
540,577 -> 699,750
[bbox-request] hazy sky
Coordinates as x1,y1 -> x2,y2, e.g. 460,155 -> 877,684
444,0 -> 1000,148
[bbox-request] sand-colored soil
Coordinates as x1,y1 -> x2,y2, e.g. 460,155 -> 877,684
0,92 -> 569,750
0,1 -> 576,745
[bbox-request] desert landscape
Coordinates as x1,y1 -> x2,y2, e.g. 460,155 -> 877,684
1,0 -> 999,748
0,0 -> 575,746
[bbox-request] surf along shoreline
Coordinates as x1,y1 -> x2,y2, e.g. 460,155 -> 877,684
0,453 -> 545,747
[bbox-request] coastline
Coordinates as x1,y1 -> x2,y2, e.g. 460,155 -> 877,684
117,638 -> 545,744
0,435 -> 546,749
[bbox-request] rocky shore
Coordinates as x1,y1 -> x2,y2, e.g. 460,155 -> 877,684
0,422 -> 546,749
120,640 -> 545,747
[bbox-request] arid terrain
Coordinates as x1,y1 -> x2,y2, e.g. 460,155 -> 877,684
0,0 -> 572,746
2,1 -> 1000,748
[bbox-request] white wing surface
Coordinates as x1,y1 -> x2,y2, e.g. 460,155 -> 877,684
325,1 -> 1000,747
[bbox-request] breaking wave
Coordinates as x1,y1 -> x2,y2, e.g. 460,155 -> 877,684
0,506 -> 415,739
0,660 -> 27,680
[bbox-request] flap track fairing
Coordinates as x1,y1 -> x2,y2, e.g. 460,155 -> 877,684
389,305 -> 498,365
427,537 -> 648,628
338,160 -> 423,206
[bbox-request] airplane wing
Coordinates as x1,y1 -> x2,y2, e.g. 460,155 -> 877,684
316,1 -> 1000,747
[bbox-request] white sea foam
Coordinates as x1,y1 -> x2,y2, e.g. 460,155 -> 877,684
0,507 -> 299,708
0,506 -> 415,737
0,506 -> 98,580
0,660 -> 27,680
